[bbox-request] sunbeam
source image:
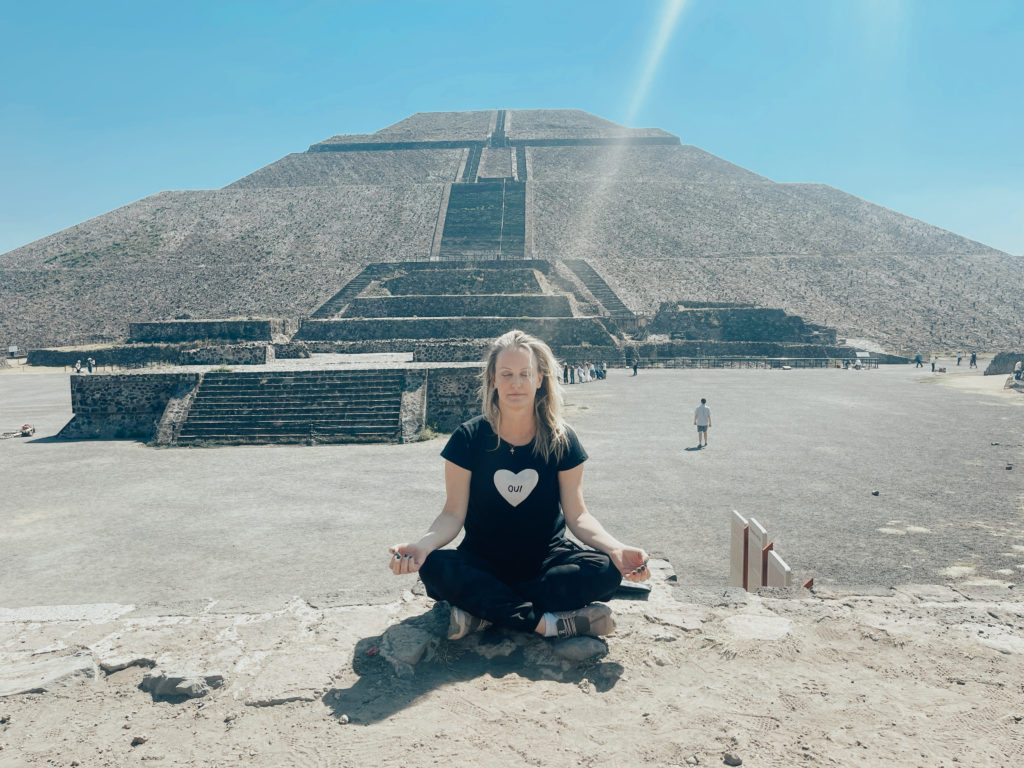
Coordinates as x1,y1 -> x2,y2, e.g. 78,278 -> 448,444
626,0 -> 688,125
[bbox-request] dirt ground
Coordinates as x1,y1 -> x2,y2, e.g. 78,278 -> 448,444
2,564 -> 1022,768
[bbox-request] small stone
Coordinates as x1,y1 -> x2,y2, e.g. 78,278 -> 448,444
1006,465 -> 1013,470
871,491 -> 880,496
0,714 -> 9,724
552,636 -> 607,662
578,678 -> 594,694
338,714 -> 350,724
723,753 -> 742,766
686,757 -> 700,766
131,736 -> 148,747
122,723 -> 131,729
71,762 -> 80,767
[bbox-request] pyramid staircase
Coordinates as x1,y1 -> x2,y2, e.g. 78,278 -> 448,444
564,259 -> 636,321
175,369 -> 404,445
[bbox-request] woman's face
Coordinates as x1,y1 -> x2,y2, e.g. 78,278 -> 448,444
494,347 -> 542,411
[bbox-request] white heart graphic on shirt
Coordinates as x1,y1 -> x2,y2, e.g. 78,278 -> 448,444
494,469 -> 539,508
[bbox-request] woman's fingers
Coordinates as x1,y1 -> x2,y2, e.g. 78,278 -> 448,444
388,545 -> 420,575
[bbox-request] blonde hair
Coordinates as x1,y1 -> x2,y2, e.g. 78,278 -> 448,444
481,329 -> 569,463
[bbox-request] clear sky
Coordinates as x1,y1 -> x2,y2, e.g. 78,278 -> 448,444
2,0 -> 1022,256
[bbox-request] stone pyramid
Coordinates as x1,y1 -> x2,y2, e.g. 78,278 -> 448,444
1,109 -> 1020,352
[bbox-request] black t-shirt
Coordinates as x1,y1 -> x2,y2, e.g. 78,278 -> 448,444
441,415 -> 588,581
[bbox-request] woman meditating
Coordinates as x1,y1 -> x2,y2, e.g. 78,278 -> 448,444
389,329 -> 650,641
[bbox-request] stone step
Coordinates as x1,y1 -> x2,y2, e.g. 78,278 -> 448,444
176,433 -> 400,445
179,420 -> 400,432
179,423 -> 399,432
195,383 -> 402,395
187,406 -> 401,417
201,372 -> 405,382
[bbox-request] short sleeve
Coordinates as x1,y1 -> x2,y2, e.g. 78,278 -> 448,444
557,426 -> 588,472
440,422 -> 473,470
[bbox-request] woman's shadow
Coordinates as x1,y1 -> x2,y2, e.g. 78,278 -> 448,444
324,602 -> 625,724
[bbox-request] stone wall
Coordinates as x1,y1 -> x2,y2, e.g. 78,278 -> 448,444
649,305 -> 836,344
273,342 -> 312,359
426,367 -> 483,432
30,342 -> 274,367
59,373 -> 201,440
57,366 -> 483,443
128,319 -> 293,343
180,344 -> 275,365
343,294 -> 572,318
296,317 -> 615,346
29,344 -> 192,368
413,342 -> 490,362
631,341 -> 880,360
382,268 -> 540,296
984,352 -> 1024,376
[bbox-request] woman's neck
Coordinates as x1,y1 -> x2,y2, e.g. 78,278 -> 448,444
497,410 -> 536,444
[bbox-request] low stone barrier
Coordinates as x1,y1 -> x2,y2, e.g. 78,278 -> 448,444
630,340 -> 893,361
57,366 -> 483,443
426,367 -> 482,432
60,373 -> 201,440
180,344 -> 274,365
29,344 -> 192,368
128,319 -> 294,344
31,343 -> 275,367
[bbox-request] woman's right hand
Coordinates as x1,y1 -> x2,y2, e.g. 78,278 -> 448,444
388,543 -> 425,575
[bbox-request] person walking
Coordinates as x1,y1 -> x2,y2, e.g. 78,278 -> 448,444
694,398 -> 711,448
969,352 -> 977,369
387,330 -> 649,641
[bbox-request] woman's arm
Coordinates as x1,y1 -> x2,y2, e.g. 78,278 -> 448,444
559,464 -> 650,582
389,460 -> 470,575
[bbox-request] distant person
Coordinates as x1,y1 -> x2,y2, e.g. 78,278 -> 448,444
957,353 -> 962,366
74,359 -> 82,374
569,364 -> 575,384
969,352 -> 977,369
563,362 -> 569,385
931,356 -> 937,373
632,360 -> 639,376
914,354 -> 923,368
87,357 -> 95,373
1015,360 -> 1022,381
694,398 -> 711,448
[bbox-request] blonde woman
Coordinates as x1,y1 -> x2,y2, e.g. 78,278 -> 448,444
389,330 -> 649,641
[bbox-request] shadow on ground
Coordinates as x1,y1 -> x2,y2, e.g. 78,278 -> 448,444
324,604 -> 624,724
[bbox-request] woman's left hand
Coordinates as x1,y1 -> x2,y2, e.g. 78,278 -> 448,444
612,546 -> 651,582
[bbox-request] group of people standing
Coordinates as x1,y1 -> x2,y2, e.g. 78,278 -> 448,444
914,352 -> 977,370
73,357 -> 96,374
562,361 -> 606,384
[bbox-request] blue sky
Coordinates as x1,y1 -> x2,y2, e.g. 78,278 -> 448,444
2,0 -> 1022,255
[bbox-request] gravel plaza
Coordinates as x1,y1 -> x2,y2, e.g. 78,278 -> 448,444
1,360 -> 1021,616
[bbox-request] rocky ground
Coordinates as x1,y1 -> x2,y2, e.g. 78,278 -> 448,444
2,561 -> 1022,767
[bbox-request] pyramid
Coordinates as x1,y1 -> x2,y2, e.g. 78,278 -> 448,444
1,109 -> 1020,352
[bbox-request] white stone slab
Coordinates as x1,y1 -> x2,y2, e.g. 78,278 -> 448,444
766,550 -> 792,587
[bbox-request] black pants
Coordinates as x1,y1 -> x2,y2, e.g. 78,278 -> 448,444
418,541 -> 622,633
